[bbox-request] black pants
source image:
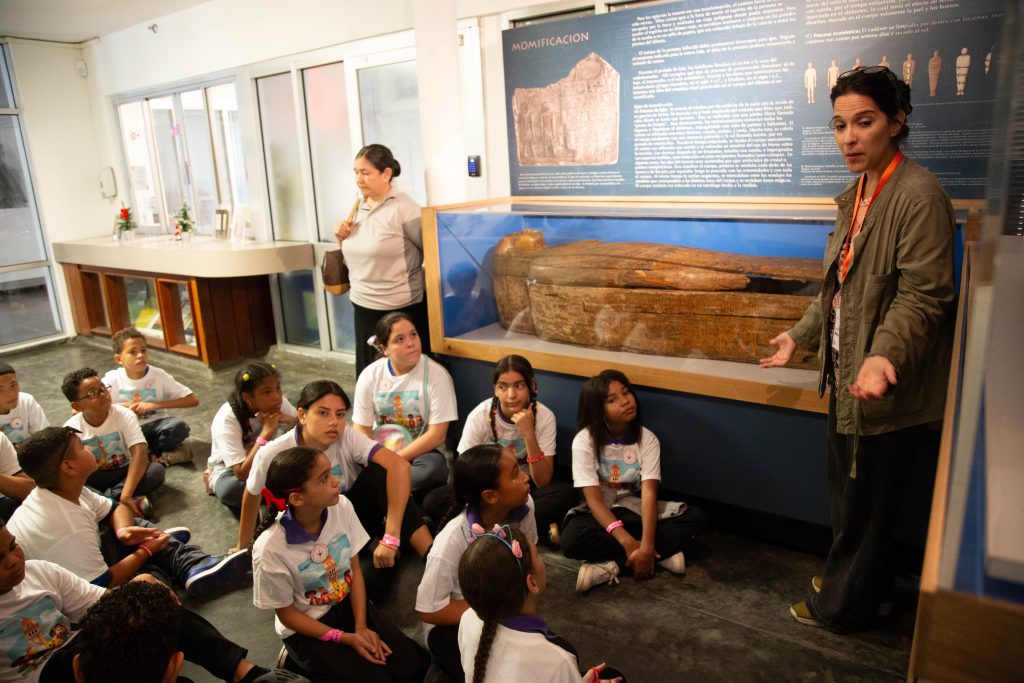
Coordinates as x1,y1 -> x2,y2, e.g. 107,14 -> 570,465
98,518 -> 209,588
352,299 -> 431,375
41,607 -> 247,682
283,599 -> 428,683
560,504 -> 707,569
809,395 -> 926,632
426,624 -> 462,682
346,463 -> 428,601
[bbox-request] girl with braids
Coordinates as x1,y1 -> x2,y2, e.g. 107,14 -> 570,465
561,370 -> 707,593
458,525 -> 625,683
236,380 -> 433,598
252,446 -> 428,682
415,443 -> 536,682
206,362 -> 296,513
426,355 -> 577,544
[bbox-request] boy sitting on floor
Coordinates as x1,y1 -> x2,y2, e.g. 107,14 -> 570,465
0,520 -> 300,683
0,361 -> 49,448
61,367 -> 164,516
103,327 -> 198,467
7,426 -> 249,597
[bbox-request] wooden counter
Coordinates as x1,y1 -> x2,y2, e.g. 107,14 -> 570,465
54,234 -> 314,366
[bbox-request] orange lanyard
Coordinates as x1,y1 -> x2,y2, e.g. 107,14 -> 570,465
839,151 -> 902,283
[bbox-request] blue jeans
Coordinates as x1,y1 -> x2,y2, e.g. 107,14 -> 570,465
141,416 -> 190,455
86,462 -> 165,501
409,450 -> 448,498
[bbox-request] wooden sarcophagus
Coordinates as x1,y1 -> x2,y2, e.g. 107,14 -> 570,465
492,229 -> 822,368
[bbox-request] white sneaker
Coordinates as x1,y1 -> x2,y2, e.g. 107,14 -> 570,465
659,551 -> 686,575
576,560 -> 620,593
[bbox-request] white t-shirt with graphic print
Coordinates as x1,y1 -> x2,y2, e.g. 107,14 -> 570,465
64,405 -> 146,472
0,432 -> 21,477
571,426 -> 661,509
0,560 -> 104,683
0,394 -> 49,448
352,356 -> 457,448
102,366 -> 192,425
252,497 -> 370,638
207,398 -> 298,483
457,399 -> 557,477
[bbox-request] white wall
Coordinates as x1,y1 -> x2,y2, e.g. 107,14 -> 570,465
8,39 -> 112,332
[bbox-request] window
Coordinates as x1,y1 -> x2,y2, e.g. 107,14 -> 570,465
0,44 -> 63,348
255,49 -> 426,353
116,82 -> 250,235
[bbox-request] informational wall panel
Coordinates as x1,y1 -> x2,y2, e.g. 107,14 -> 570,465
503,0 -> 1002,198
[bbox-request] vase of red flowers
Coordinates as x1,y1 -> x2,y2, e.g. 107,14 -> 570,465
114,203 -> 136,241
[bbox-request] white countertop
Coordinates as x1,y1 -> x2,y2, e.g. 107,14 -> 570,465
53,234 -> 314,278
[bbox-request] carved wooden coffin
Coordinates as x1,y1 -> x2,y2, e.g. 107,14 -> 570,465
492,230 -> 822,367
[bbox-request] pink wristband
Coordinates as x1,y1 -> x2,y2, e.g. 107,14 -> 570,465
318,628 -> 344,643
525,452 -> 545,464
255,436 -> 269,447
138,544 -> 153,558
605,520 -> 624,535
381,534 -> 400,550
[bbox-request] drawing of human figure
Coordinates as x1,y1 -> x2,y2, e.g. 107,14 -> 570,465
827,59 -> 840,90
903,53 -> 916,87
985,47 -> 992,75
804,62 -> 817,103
928,50 -> 942,96
955,47 -> 971,96
879,55 -> 891,68
852,56 -> 863,70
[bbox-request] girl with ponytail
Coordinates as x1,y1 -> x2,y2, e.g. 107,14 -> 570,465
414,443 -> 536,682
207,362 -> 296,513
427,354 -> 578,544
251,446 -> 427,682
458,525 -> 625,683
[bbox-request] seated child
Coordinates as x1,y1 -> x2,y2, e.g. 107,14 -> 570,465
61,368 -> 164,515
426,354 -> 578,543
415,444 -> 536,682
103,327 -> 198,466
561,370 -> 707,593
252,446 -> 428,683
0,432 -> 33,520
0,361 -> 49,448
458,525 -> 625,683
352,313 -> 456,498
0,521 -> 299,683
7,427 -> 249,597
237,380 -> 432,599
207,362 -> 296,512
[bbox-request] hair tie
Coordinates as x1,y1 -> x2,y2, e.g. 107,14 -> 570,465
242,372 -> 250,381
367,335 -> 378,349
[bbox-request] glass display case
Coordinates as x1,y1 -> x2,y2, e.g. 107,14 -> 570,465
424,198 -> 851,413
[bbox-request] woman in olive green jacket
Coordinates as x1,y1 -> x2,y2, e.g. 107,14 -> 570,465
761,66 -> 955,632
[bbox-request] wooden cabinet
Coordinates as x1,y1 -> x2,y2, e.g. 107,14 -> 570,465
62,263 -> 275,366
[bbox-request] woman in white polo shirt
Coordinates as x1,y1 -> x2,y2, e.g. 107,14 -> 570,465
334,144 -> 430,374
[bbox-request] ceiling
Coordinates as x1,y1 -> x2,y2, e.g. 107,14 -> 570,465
0,0 -> 213,43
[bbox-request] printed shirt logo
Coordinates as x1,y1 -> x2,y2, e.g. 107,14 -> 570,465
599,444 -> 642,489
374,389 -> 426,439
0,422 -> 25,446
298,534 -> 353,606
497,436 -> 528,462
117,388 -> 157,403
81,432 -> 128,470
330,464 -> 349,493
0,596 -> 72,677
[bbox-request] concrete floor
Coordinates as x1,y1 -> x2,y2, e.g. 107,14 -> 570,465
4,337 -> 916,682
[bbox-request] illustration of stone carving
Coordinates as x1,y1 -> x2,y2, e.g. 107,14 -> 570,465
804,62 -> 817,104
985,48 -> 992,75
879,55 -> 891,69
827,60 -> 840,90
928,50 -> 942,97
492,230 -> 822,367
512,52 -> 619,166
955,47 -> 971,96
852,56 -> 863,70
902,54 -> 916,88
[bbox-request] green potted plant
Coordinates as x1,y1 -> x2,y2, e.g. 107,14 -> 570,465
174,203 -> 196,240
